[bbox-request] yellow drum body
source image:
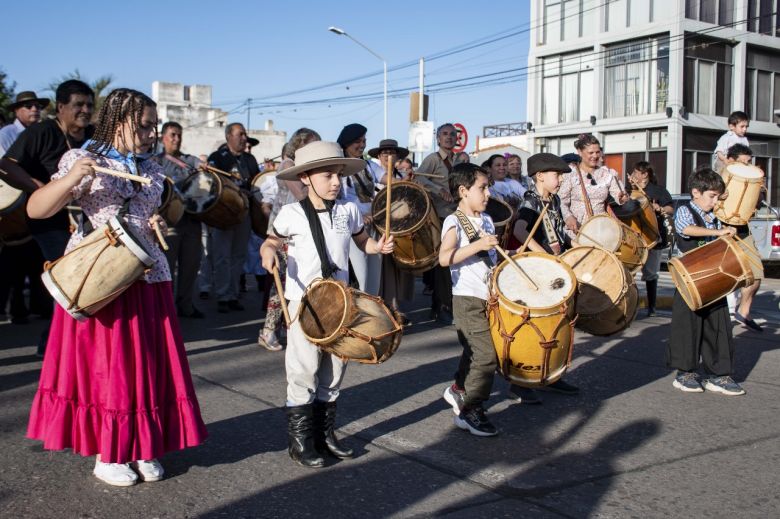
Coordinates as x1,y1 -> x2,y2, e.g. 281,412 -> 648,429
488,252 -> 578,387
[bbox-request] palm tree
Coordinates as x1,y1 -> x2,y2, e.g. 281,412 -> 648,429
44,69 -> 114,120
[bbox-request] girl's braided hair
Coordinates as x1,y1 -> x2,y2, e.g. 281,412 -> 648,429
87,88 -> 157,156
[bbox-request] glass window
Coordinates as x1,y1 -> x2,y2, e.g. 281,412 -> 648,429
580,69 -> 594,121
757,71 -> 772,121
719,0 -> 734,25
544,1 -> 562,45
605,35 -> 669,118
700,0 -> 717,23
562,0 -> 580,39
716,63 -> 732,116
541,50 -> 593,124
607,0 -> 628,31
759,0 -> 773,35
542,76 -> 560,125
697,61 -> 715,114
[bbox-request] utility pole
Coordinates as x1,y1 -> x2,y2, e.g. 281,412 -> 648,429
246,98 -> 251,129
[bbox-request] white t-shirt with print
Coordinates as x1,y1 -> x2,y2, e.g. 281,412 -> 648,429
273,200 -> 363,301
441,212 -> 497,300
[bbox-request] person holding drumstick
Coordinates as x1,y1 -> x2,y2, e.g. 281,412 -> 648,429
628,161 -> 673,317
722,144 -> 763,332
25,88 -> 208,486
558,134 -> 628,239
260,141 -> 393,468
668,167 -> 743,396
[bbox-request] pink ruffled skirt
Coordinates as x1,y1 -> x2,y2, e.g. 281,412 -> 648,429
27,281 -> 208,463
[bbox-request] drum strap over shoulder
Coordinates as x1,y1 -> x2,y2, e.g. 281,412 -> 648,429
454,210 -> 494,268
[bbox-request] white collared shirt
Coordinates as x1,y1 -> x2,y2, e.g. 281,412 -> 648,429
0,119 -> 27,157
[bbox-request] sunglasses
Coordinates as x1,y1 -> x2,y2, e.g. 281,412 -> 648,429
586,173 -> 597,186
21,102 -> 44,110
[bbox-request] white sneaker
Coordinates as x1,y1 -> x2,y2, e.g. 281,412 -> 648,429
93,460 -> 138,487
131,459 -> 165,482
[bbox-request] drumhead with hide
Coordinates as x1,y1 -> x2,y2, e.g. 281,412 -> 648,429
0,179 -> 24,213
181,171 -> 218,214
497,255 -> 574,308
725,162 -> 764,179
372,182 -> 430,235
578,215 -> 622,251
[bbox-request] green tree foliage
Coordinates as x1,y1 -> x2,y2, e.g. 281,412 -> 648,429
0,68 -> 17,124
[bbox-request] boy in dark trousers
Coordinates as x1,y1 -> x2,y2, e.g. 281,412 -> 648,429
668,167 -> 744,396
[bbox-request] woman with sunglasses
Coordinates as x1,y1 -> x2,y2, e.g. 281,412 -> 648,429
558,134 -> 627,239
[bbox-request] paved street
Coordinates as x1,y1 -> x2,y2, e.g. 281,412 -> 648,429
1,272 -> 778,518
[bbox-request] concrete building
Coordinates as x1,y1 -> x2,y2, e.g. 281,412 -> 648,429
526,0 -> 780,202
152,81 -> 286,164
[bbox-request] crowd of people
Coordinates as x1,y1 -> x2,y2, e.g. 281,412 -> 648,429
0,81 -> 768,485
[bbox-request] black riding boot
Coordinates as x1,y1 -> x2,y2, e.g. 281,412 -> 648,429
646,279 -> 658,316
285,405 -> 325,468
313,400 -> 354,459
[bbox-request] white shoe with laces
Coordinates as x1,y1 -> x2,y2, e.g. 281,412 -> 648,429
131,459 -> 165,482
93,460 -> 138,487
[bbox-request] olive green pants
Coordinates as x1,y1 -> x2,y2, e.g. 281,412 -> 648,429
452,295 -> 497,409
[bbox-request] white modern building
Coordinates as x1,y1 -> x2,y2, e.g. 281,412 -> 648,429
151,82 -> 286,163
526,0 -> 780,201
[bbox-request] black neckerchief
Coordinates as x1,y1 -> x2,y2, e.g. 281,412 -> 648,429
300,197 -> 339,279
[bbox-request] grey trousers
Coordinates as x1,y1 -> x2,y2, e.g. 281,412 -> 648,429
164,214 -> 203,313
211,216 -> 251,302
452,295 -> 497,409
285,299 -> 348,406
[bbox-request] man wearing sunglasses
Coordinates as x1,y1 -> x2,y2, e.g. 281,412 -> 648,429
0,91 -> 49,156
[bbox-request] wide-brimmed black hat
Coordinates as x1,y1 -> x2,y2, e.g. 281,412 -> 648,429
9,91 -> 50,111
247,137 -> 260,147
527,153 -> 572,176
367,139 -> 409,160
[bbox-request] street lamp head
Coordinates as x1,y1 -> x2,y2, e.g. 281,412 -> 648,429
328,26 -> 346,35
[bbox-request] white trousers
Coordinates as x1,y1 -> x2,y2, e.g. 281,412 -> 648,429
285,299 -> 348,406
349,240 -> 381,295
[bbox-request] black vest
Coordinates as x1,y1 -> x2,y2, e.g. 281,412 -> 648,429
676,202 -> 713,254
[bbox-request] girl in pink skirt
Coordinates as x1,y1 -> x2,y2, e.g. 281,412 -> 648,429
26,88 -> 208,487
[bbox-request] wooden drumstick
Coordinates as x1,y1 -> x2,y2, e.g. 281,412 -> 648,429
273,263 -> 291,327
152,220 -> 169,251
518,203 -> 549,255
494,245 -> 538,291
385,156 -> 393,237
412,172 -> 445,179
200,163 -> 243,181
91,165 -> 152,185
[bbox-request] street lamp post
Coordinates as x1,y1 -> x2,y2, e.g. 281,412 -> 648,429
328,26 -> 387,139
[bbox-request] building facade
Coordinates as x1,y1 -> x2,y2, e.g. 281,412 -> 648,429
152,81 -> 286,164
527,0 -> 780,203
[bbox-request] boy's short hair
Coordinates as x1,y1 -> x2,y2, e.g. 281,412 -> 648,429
633,160 -> 657,184
726,143 -> 753,160
727,111 -> 749,126
688,166 -> 726,195
161,121 -> 182,135
449,163 -> 489,199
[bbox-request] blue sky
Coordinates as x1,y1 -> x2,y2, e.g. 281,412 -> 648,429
2,1 -> 530,151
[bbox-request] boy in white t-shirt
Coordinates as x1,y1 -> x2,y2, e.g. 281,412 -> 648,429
439,163 -> 503,437
260,141 -> 394,468
713,110 -> 749,173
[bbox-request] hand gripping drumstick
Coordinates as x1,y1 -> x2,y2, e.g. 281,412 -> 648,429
518,203 -> 549,255
152,220 -> 169,251
273,263 -> 292,327
91,165 -> 152,185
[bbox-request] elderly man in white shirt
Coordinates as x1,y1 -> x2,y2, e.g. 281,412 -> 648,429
0,91 -> 48,156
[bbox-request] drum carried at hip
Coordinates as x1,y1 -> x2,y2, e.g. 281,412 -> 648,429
179,170 -> 248,229
577,214 -> 648,274
159,177 -> 185,227
41,216 -> 156,321
668,235 -> 756,311
560,246 -> 638,336
249,171 -> 275,238
298,279 -> 403,364
715,162 -> 765,226
488,252 -> 578,387
0,178 -> 31,247
612,194 -> 660,249
372,181 -> 441,275
484,197 -> 514,247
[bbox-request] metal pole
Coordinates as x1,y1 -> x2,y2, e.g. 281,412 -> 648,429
383,61 -> 388,139
247,98 -> 251,129
417,58 -> 425,165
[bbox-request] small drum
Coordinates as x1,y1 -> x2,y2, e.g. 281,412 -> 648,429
488,252 -> 577,387
180,170 -> 248,229
159,177 -> 185,227
298,279 -> 403,364
668,236 -> 754,311
577,214 -> 648,275
560,246 -> 638,336
613,193 -> 660,248
485,197 -> 514,246
249,171 -> 274,238
715,163 -> 764,226
372,181 -> 441,274
41,216 -> 155,321
0,179 -> 30,245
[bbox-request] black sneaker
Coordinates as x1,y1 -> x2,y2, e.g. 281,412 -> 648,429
703,375 -> 746,396
228,300 -> 245,311
454,407 -> 498,437
672,371 -> 703,393
538,379 -> 579,395
199,291 -> 210,300
217,301 -> 230,314
507,385 -> 542,404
